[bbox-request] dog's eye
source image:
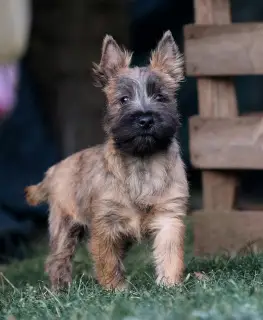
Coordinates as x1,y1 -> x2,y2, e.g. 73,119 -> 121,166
155,94 -> 166,102
120,96 -> 129,105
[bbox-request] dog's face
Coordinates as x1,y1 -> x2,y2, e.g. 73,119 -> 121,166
93,31 -> 184,157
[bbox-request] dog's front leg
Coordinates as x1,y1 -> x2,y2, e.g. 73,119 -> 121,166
149,204 -> 186,287
89,232 -> 127,291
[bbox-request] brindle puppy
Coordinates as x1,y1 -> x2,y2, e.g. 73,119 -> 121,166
25,30 -> 189,291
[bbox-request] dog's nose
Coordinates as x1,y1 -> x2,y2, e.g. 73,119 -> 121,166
138,114 -> 154,129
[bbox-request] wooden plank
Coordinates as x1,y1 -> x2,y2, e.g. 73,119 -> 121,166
190,115 -> 263,169
193,0 -> 238,210
193,210 -> 263,256
184,23 -> 263,76
202,173 -> 237,210
194,0 -> 231,24
196,78 -> 238,118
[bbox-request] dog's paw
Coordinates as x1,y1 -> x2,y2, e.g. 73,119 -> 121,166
114,281 -> 129,292
45,260 -> 73,292
156,274 -> 182,287
103,280 -> 128,292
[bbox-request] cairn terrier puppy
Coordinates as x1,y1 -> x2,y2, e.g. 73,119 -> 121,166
25,30 -> 189,291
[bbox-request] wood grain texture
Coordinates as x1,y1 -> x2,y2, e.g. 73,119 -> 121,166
184,23 -> 263,76
201,173 -> 237,210
194,0 -> 231,24
193,210 -> 263,256
190,115 -> 263,169
192,0 -> 238,210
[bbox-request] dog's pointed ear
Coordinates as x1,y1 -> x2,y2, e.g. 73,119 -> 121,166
150,30 -> 184,84
93,35 -> 132,87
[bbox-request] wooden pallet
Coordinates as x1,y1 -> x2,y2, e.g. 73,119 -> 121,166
184,0 -> 263,256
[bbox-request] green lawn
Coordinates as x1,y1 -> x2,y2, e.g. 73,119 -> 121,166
1,227 -> 263,319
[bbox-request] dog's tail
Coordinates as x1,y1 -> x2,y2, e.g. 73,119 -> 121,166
25,181 -> 48,206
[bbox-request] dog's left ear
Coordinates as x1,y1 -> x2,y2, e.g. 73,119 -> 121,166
93,35 -> 132,87
150,30 -> 184,84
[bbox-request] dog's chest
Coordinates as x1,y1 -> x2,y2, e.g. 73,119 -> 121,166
125,158 -> 170,207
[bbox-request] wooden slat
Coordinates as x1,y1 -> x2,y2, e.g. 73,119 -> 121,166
193,0 -> 238,210
190,115 -> 263,169
202,173 -> 237,210
194,0 -> 231,25
193,210 -> 263,256
184,23 -> 263,76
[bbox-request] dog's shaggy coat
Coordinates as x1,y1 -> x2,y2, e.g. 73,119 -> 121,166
25,30 -> 189,291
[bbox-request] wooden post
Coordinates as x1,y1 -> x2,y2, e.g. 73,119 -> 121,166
194,0 -> 238,211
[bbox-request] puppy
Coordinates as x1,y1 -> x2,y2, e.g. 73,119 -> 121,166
25,30 -> 189,291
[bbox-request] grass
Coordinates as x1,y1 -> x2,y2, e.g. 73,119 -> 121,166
1,225 -> 263,319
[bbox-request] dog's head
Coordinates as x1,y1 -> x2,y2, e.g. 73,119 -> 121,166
93,31 -> 184,157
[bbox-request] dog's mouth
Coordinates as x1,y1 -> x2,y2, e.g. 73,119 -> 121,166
112,122 -> 176,156
114,132 -> 155,142
113,132 -> 174,157
138,132 -> 154,137
126,133 -> 156,143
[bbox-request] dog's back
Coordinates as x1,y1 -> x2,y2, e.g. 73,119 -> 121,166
25,145 -> 104,212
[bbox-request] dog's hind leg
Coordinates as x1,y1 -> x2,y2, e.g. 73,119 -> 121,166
45,204 -> 82,291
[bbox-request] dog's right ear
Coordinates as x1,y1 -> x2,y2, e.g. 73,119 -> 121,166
93,35 -> 132,87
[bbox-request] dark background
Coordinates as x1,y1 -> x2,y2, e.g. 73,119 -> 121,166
1,0 -> 263,261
